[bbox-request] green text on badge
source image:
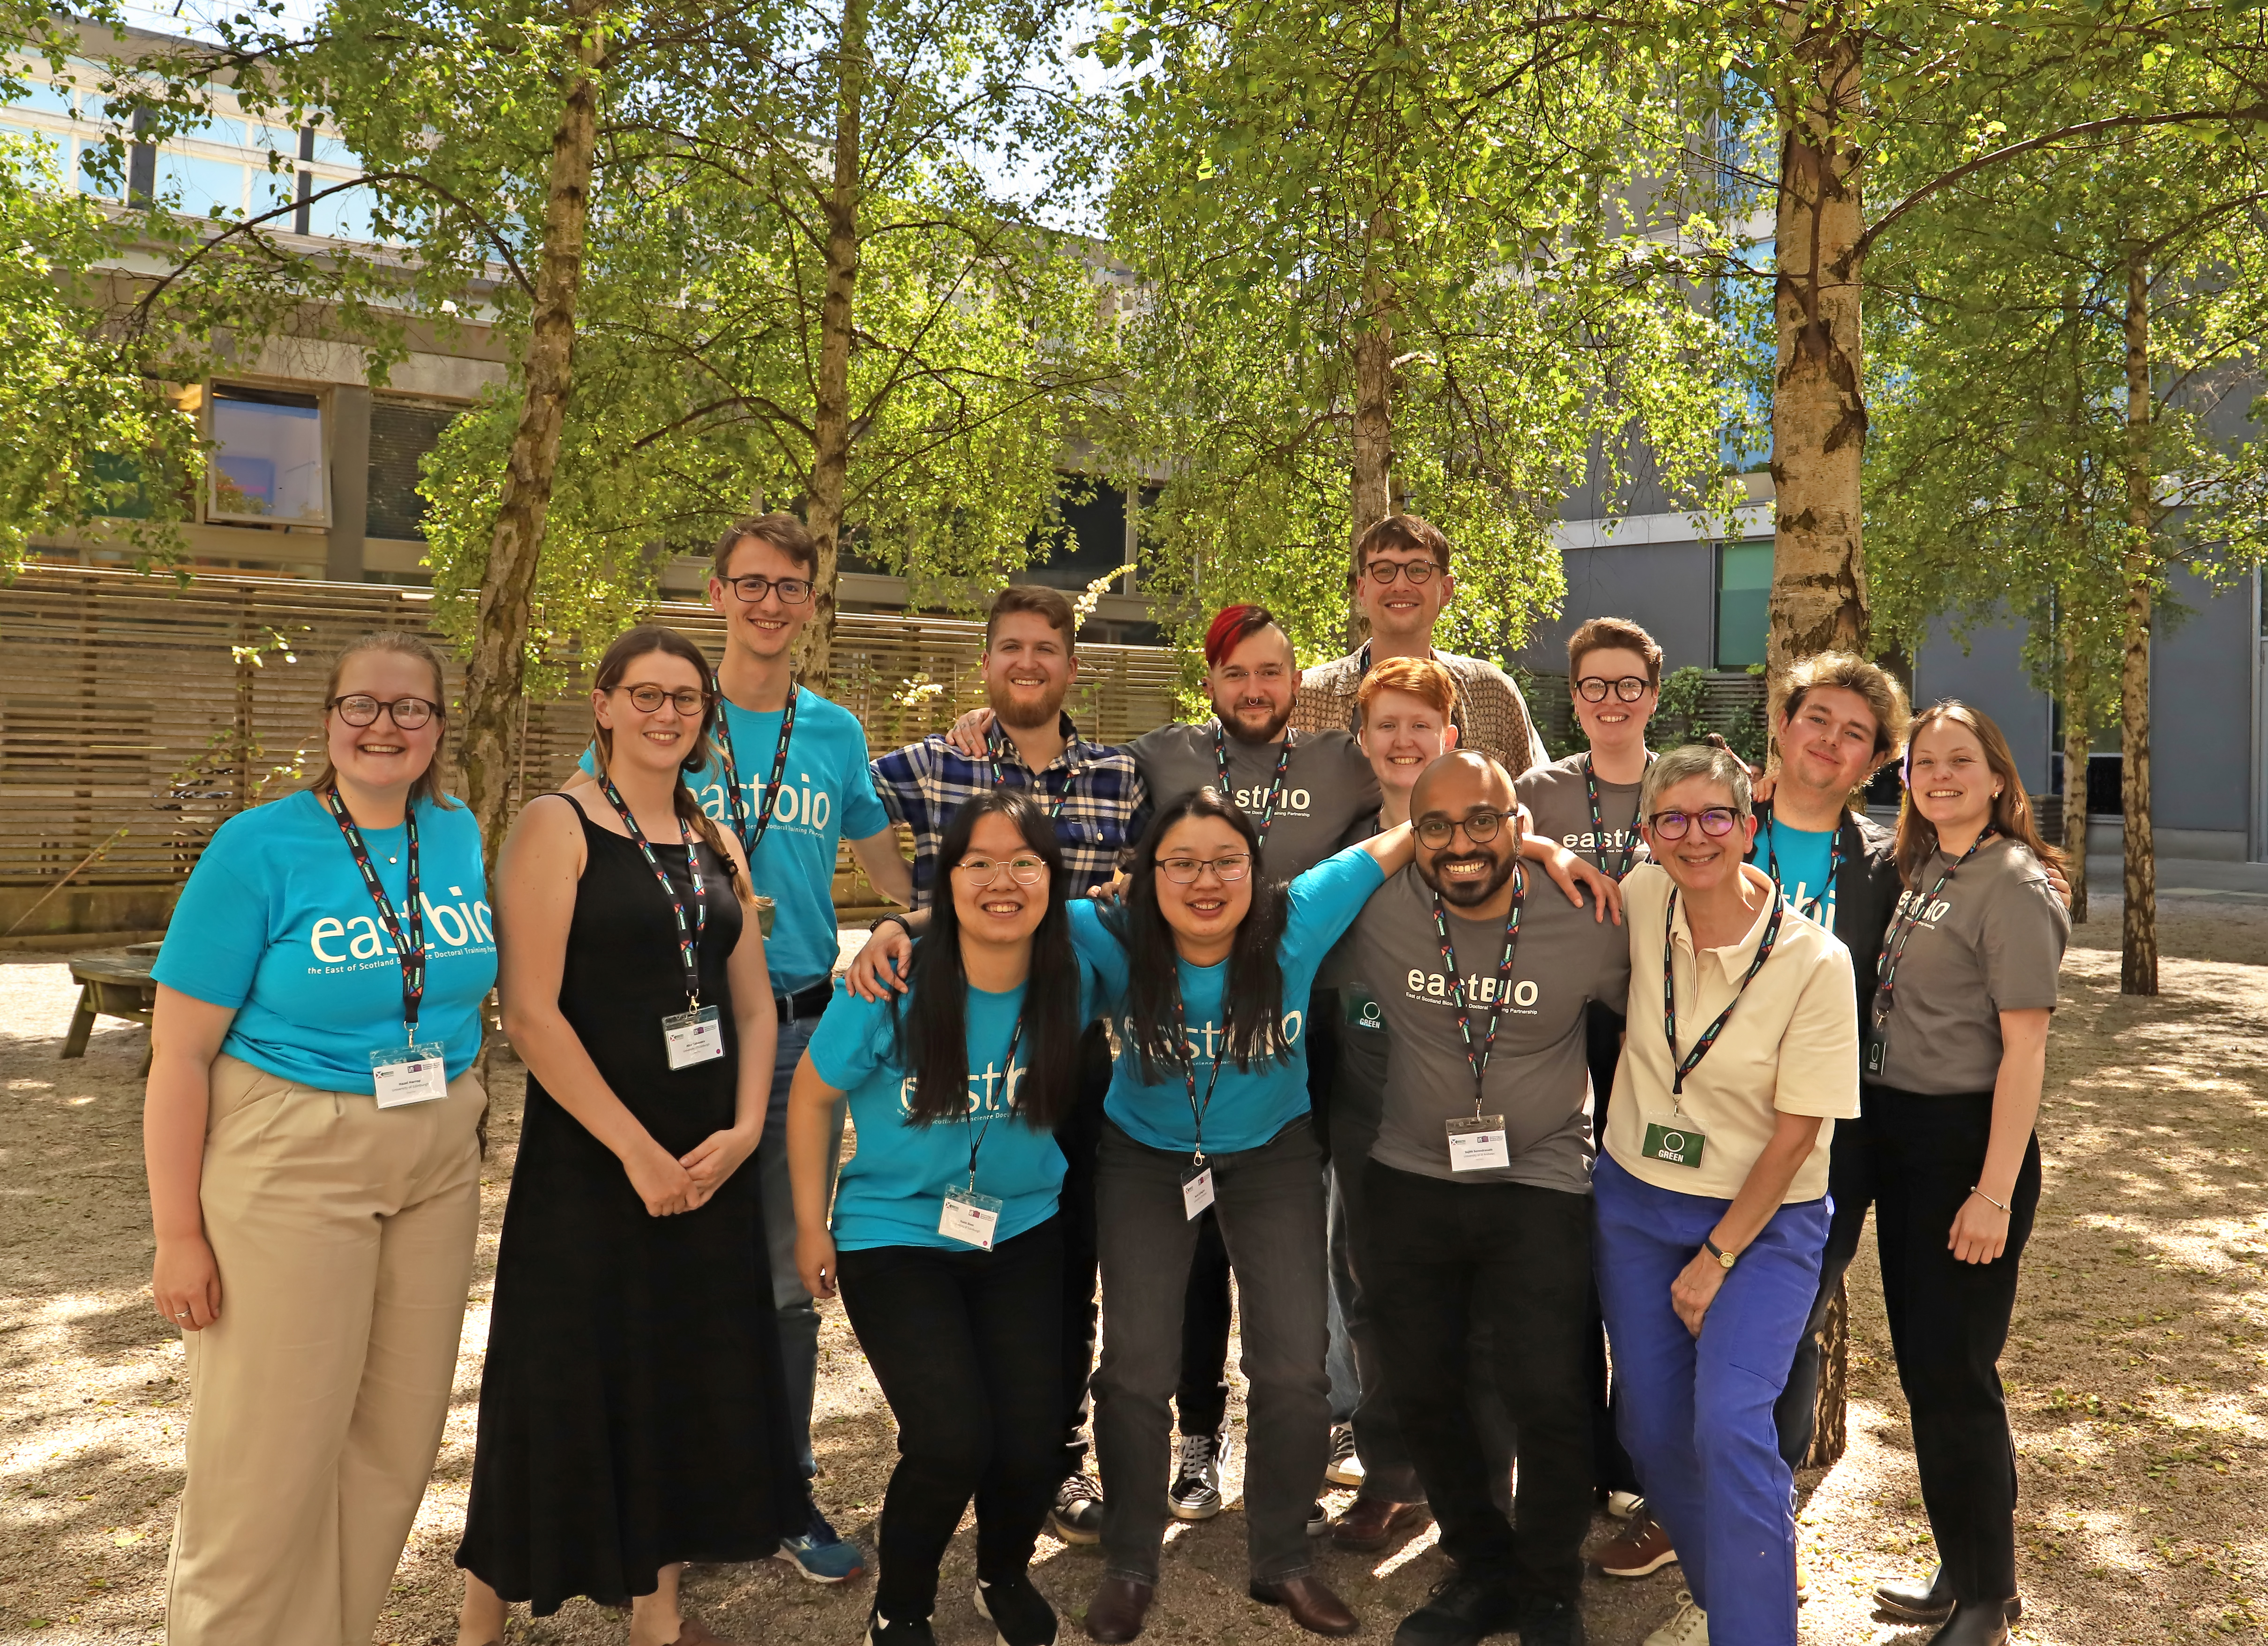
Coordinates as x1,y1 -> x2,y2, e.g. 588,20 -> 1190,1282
1642,1120 -> 1706,1169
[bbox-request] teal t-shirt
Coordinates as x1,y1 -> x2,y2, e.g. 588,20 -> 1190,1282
153,789 -> 497,1093
810,964 -> 1105,1251
1754,812 -> 1839,927
582,686 -> 890,993
1073,843 -> 1386,1155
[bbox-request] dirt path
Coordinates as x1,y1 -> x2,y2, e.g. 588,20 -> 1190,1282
3,898 -> 2265,1644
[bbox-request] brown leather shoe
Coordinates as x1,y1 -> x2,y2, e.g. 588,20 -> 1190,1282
1331,1496 -> 1432,1553
1588,1508 -> 1677,1578
1249,1574 -> 1359,1637
1085,1576 -> 1155,1644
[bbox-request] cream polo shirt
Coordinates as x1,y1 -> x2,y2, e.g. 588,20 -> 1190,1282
1605,861 -> 1859,1203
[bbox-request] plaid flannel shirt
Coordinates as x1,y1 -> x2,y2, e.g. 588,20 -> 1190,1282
871,713 -> 1149,908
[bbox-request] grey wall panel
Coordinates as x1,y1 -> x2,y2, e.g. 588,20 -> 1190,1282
2151,564 -> 2254,833
1912,616 -> 2052,794
1513,541 -> 1718,675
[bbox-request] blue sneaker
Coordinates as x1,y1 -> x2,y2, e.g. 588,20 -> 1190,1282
778,1499 -> 866,1583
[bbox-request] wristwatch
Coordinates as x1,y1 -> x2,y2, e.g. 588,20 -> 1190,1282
871,912 -> 913,939
1702,1235 -> 1737,1270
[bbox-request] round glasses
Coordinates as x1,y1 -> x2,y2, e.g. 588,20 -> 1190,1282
1576,676 -> 1651,704
1415,809 -> 1504,849
330,693 -> 440,729
722,573 -> 814,605
1647,807 -> 1741,840
1362,558 -> 1439,586
1156,853 -> 1254,885
613,684 -> 712,715
954,856 -> 1050,887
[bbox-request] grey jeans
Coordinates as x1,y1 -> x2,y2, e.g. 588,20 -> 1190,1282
1094,1117 -> 1329,1586
757,1013 -> 847,1485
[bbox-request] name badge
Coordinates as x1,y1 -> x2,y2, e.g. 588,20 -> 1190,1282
663,1006 -> 725,1070
1864,1032 -> 1886,1077
370,1042 -> 449,1108
939,1188 -> 1003,1249
1446,1114 -> 1510,1172
1643,1120 -> 1707,1169
1180,1160 -> 1216,1220
1343,988 -> 1386,1033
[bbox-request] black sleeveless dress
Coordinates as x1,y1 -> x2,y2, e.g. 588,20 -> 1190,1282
458,797 -> 804,1615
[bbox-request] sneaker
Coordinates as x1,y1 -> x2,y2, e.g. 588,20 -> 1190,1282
1605,1490 -> 1644,1520
779,1499 -> 866,1583
975,1575 -> 1059,1646
1591,1509 -> 1677,1579
1307,1500 -> 1330,1537
1642,1592 -> 1708,1646
1049,1473 -> 1104,1545
1325,1422 -> 1364,1488
1167,1431 -> 1226,1520
868,1609 -> 938,1646
1392,1571 -> 1519,1646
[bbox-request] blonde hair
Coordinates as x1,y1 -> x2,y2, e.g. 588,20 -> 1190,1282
305,632 -> 458,809
1357,656 -> 1458,722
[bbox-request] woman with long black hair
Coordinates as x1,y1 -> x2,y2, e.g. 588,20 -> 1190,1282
1074,790 -> 1412,1642
789,789 -> 1103,1646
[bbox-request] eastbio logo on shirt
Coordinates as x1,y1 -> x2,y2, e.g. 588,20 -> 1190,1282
899,1059 -> 1026,1116
308,887 -> 495,970
1403,969 -> 1540,1012
1118,1012 -> 1307,1060
1556,827 -> 1637,855
1230,783 -> 1312,817
695,772 -> 834,839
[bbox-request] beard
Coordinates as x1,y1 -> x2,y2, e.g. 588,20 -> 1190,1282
1216,695 -> 1293,745
991,680 -> 1068,732
1419,846 -> 1518,908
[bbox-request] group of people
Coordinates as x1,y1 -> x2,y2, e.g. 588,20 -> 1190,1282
140,509 -> 2070,1646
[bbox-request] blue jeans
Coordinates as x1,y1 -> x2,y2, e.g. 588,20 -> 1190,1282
757,1014 -> 846,1485
1593,1154 -> 1827,1646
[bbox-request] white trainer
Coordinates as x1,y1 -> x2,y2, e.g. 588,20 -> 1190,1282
1643,1591 -> 1709,1646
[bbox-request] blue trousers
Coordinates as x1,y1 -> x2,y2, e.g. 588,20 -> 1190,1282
1593,1155 -> 1827,1646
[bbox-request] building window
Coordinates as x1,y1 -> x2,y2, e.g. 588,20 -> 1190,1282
206,384 -> 327,524
1714,539 -> 1771,669
367,401 -> 457,540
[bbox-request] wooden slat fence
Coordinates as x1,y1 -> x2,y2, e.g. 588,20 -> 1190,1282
0,566 -> 1180,915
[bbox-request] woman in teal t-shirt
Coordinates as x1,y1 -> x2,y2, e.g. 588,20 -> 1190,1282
789,789 -> 1099,1646
145,631 -> 496,1646
1072,788 -> 1412,1643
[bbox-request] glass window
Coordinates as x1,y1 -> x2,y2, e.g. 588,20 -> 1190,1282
1714,540 -> 1772,669
252,164 -> 296,220
15,79 -> 74,118
306,181 -> 372,241
158,151 -> 247,216
207,384 -> 327,524
1,122 -> 64,184
77,135 -> 119,196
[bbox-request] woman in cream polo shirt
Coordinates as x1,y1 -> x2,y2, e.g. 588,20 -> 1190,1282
1590,744 -> 1858,1646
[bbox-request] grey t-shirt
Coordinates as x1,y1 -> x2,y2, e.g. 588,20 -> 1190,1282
1128,721 -> 1380,882
1876,837 -> 2069,1094
1516,753 -> 1643,878
1353,861 -> 1631,1191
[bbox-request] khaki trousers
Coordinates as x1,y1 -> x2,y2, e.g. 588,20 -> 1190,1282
165,1052 -> 484,1646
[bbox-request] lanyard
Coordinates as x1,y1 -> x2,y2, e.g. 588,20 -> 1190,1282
1357,639 -> 1469,745
598,774 -> 708,1010
1215,721 -> 1295,839
1174,988 -> 1230,1161
1874,830 -> 1996,1017
1761,804 -> 1844,925
1431,872 -> 1525,1117
715,684 -> 798,850
1584,751 -> 1652,881
1662,884 -> 1786,1097
960,1012 -> 1027,1193
324,788 -> 424,1039
987,729 -> 1073,820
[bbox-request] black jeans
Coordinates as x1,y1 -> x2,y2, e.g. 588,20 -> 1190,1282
1775,1103 -> 1876,1469
1053,1024 -> 1112,1476
1361,1161 -> 1592,1603
838,1219 -> 1065,1621
1583,1001 -> 1640,1496
1867,1082 -> 2041,1604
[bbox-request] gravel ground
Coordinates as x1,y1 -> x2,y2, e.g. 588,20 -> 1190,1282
3,896 -> 2266,1645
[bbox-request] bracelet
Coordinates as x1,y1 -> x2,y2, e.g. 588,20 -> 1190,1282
871,912 -> 913,939
1970,1184 -> 2012,1214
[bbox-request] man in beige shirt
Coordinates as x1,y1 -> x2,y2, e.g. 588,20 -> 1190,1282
1290,514 -> 1552,776
1590,743 -> 1857,1646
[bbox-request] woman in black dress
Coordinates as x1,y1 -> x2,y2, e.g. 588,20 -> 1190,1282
456,624 -> 804,1646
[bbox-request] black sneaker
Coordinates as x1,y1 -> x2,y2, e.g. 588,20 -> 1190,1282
1050,1473 -> 1105,1544
1516,1592 -> 1586,1646
868,1609 -> 939,1646
976,1575 -> 1059,1646
1392,1571 -> 1519,1646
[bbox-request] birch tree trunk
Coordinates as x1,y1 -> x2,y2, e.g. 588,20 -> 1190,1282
2060,590 -> 2091,924
2119,237 -> 2156,995
797,0 -> 869,685
457,0 -> 605,862
1766,0 -> 1869,692
1350,206 -> 1397,546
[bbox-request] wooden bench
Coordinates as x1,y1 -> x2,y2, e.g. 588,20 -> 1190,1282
62,956 -> 158,1075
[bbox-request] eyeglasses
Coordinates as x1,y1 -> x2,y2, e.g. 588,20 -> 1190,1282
612,684 -> 712,715
722,574 -> 814,606
330,694 -> 440,729
1576,676 -> 1652,704
1362,558 -> 1439,587
1156,853 -> 1254,885
954,856 -> 1051,887
1415,809 -> 1505,849
1647,807 -> 1742,840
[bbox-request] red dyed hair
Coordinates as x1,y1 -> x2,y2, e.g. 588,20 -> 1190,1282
1203,603 -> 1281,669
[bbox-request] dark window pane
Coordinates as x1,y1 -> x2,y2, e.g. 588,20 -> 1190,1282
366,401 -> 456,541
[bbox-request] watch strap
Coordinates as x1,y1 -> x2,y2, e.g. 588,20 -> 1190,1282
1703,1235 -> 1736,1269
